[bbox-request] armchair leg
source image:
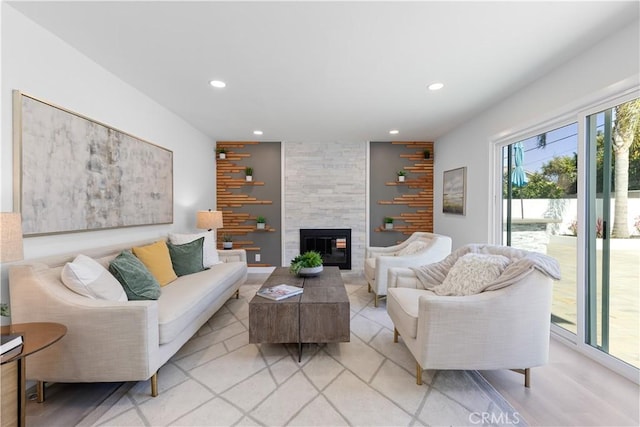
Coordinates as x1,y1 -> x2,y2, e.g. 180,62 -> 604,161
374,294 -> 378,307
151,372 -> 158,397
416,362 -> 423,385
510,368 -> 531,388
368,283 -> 371,293
393,328 -> 399,343
36,381 -> 45,403
235,289 -> 240,299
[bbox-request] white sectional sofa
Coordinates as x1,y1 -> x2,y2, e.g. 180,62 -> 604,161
8,238 -> 247,398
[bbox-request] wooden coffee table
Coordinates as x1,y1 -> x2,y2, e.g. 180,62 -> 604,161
249,266 -> 350,361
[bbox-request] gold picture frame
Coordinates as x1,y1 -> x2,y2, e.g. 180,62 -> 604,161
13,90 -> 173,236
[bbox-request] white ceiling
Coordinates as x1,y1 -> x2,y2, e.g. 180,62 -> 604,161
8,1 -> 639,143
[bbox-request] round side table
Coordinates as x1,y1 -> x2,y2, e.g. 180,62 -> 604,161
1,322 -> 66,427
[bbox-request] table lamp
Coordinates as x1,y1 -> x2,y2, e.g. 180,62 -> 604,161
1,212 -> 24,263
196,210 -> 223,232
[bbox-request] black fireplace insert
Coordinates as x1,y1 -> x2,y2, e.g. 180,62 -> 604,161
299,228 -> 351,270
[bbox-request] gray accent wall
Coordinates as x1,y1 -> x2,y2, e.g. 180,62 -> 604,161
370,141 -> 411,247
238,142 -> 282,266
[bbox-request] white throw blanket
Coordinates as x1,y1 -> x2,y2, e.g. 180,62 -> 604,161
410,244 -> 561,294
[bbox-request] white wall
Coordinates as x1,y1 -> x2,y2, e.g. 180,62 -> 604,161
1,5 -> 216,302
434,19 -> 640,249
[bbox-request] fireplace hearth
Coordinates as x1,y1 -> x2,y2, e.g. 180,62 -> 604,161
300,228 -> 351,270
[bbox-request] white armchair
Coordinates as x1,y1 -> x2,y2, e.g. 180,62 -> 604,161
386,244 -> 559,387
364,232 -> 452,306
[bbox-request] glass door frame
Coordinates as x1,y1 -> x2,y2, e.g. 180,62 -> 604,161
490,85 -> 640,384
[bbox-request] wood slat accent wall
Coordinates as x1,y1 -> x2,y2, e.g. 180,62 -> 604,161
375,141 -> 434,236
216,141 -> 274,258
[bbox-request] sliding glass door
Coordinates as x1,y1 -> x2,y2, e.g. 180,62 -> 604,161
501,123 -> 579,334
498,95 -> 639,378
586,99 -> 639,369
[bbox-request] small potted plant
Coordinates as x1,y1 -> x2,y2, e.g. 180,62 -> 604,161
1,303 -> 10,326
217,147 -> 227,159
397,170 -> 407,182
423,149 -> 430,159
222,233 -> 233,249
384,217 -> 394,230
256,215 -> 266,229
245,166 -> 254,182
290,250 -> 323,277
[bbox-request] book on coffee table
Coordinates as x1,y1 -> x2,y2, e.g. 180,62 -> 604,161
256,284 -> 303,301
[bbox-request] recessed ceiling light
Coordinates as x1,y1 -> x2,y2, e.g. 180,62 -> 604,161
389,129 -> 399,135
428,82 -> 444,91
253,130 -> 263,135
209,80 -> 226,88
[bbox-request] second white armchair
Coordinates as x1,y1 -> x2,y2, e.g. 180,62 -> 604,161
364,232 -> 452,306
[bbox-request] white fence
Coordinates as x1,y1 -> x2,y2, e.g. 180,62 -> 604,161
504,198 -> 640,236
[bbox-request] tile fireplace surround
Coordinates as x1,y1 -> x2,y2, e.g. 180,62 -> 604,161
284,141 -> 366,272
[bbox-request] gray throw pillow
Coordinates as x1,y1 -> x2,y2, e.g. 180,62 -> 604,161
167,237 -> 205,276
108,250 -> 161,300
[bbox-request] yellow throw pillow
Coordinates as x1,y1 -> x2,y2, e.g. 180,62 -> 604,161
132,241 -> 177,286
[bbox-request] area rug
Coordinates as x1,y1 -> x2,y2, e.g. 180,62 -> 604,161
80,276 -> 526,427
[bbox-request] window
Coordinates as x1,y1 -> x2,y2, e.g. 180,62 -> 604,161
501,123 -> 579,334
494,93 -> 639,380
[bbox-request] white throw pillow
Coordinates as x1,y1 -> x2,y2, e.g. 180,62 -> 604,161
397,240 -> 428,256
435,253 -> 511,296
169,231 -> 221,268
61,254 -> 127,301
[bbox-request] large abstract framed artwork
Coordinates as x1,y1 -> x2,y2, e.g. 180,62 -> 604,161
13,91 -> 173,236
442,166 -> 466,215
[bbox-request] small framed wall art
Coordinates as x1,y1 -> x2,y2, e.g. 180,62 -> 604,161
442,166 -> 466,215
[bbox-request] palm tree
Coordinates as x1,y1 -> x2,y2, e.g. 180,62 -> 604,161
611,99 -> 640,238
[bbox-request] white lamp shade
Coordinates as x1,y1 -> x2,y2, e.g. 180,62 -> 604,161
1,212 -> 24,262
196,210 -> 223,230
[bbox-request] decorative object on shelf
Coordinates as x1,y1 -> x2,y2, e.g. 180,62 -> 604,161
423,149 -> 431,159
384,217 -> 394,230
290,250 -> 323,276
222,234 -> 233,249
256,215 -> 266,229
196,209 -> 223,232
217,147 -> 227,159
14,91 -> 173,235
245,166 -> 254,182
443,166 -> 467,215
397,170 -> 407,182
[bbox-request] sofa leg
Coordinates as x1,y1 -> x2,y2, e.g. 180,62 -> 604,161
37,381 -> 45,403
235,289 -> 240,299
367,283 -> 371,293
151,372 -> 158,397
393,328 -> 399,343
510,368 -> 531,388
374,294 -> 378,307
416,362 -> 423,385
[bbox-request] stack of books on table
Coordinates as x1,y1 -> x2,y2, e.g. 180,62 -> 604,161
257,284 -> 303,301
1,333 -> 23,357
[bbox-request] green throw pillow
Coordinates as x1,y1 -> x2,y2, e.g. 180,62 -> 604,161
108,250 -> 161,300
167,237 -> 205,276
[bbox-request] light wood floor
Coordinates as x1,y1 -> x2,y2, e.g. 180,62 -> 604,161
23,274 -> 640,426
480,336 -> 640,426
26,333 -> 639,427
